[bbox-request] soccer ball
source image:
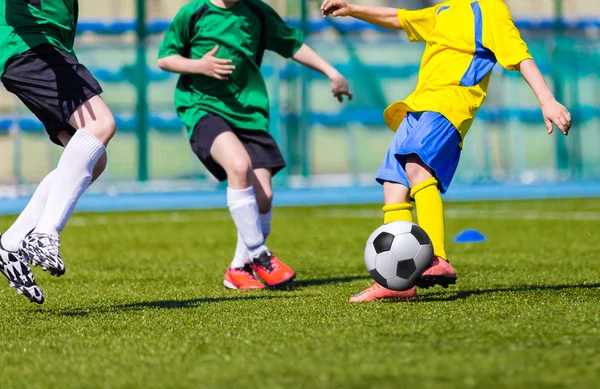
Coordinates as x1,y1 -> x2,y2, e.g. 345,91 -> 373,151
364,221 -> 433,291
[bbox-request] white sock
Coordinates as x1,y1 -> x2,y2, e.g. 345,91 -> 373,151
34,130 -> 105,236
260,209 -> 272,240
229,209 -> 273,269
1,170 -> 57,251
230,231 -> 249,269
227,186 -> 267,258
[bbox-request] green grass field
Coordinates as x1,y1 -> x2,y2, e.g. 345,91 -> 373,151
1,199 -> 599,389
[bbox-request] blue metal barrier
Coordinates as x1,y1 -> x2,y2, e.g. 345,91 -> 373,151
1,106 -> 598,134
85,60 -> 559,85
75,17 -> 600,35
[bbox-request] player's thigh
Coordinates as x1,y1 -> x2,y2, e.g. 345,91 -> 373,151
253,168 -> 273,213
376,121 -> 411,193
210,130 -> 252,179
404,154 -> 434,187
68,95 -> 116,146
1,44 -> 110,146
237,129 -> 286,185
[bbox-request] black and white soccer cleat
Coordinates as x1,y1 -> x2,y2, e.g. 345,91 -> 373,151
20,233 -> 65,277
0,238 -> 45,304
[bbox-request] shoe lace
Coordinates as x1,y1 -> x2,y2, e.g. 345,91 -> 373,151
236,264 -> 254,277
253,251 -> 275,271
37,234 -> 60,256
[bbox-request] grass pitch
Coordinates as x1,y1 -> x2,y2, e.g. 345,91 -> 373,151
0,199 -> 599,389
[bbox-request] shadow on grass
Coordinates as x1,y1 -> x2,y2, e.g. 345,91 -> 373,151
419,282 -> 600,302
39,295 -> 299,317
290,275 -> 370,289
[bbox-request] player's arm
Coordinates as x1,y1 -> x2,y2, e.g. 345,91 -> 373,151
157,7 -> 234,80
518,60 -> 571,135
292,44 -> 352,102
320,1 -> 401,30
321,0 -> 438,42
259,1 -> 351,102
482,2 -> 570,135
158,47 -> 235,80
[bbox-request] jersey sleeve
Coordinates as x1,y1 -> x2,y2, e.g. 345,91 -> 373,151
482,1 -> 532,70
258,2 -> 303,58
397,6 -> 438,42
158,6 -> 192,58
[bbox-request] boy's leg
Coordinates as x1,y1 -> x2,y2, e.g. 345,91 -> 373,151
405,155 -> 456,288
253,168 -> 273,237
1,148 -> 108,253
382,181 -> 413,224
211,131 -> 273,290
393,112 -> 461,289
350,181 -> 418,303
405,156 -> 446,260
211,131 -> 268,257
230,168 -> 273,270
248,168 -> 294,286
22,97 -> 113,276
1,44 -> 113,277
350,121 -> 418,302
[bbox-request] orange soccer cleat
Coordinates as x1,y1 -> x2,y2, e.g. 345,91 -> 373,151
224,265 -> 266,290
417,256 -> 457,289
349,282 -> 417,303
252,251 -> 295,287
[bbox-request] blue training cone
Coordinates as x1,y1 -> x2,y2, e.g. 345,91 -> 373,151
453,229 -> 487,243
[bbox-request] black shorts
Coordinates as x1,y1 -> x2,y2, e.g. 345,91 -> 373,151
190,114 -> 286,182
1,44 -> 103,146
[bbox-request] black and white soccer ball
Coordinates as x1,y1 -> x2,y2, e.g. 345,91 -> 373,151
364,221 -> 433,291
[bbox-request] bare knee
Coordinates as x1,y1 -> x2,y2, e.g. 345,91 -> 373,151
227,158 -> 253,188
92,152 -> 108,182
405,154 -> 434,188
383,182 -> 410,204
83,115 -> 116,146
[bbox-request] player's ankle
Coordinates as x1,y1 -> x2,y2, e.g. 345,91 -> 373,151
249,245 -> 269,259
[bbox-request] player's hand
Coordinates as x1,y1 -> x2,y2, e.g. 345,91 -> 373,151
321,0 -> 353,18
331,73 -> 353,102
196,45 -> 235,80
541,99 -> 571,136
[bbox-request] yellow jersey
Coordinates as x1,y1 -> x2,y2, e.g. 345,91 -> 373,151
384,0 -> 532,138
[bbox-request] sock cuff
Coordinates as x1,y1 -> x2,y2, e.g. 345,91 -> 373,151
382,203 -> 413,213
410,178 -> 438,198
227,186 -> 255,203
71,130 -> 105,161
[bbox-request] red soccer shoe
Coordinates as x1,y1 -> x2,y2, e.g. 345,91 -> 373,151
417,256 -> 457,289
349,282 -> 417,303
252,251 -> 295,287
224,265 -> 266,290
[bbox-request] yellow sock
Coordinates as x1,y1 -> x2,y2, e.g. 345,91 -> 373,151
382,203 -> 413,224
410,178 -> 447,259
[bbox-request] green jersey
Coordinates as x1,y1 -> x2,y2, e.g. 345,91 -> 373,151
158,0 -> 303,135
0,0 -> 78,76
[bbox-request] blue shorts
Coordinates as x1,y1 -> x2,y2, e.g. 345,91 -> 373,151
376,112 -> 462,194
